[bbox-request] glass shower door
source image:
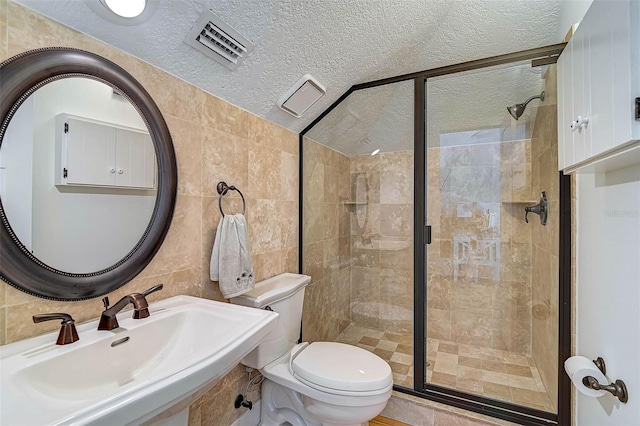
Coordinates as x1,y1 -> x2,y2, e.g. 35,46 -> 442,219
424,61 -> 560,413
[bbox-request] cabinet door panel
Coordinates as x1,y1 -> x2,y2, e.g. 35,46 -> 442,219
66,119 -> 116,186
609,1 -> 633,149
571,27 -> 591,164
587,0 -> 621,155
115,129 -> 155,189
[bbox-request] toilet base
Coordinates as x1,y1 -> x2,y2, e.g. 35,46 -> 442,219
260,379 -> 384,426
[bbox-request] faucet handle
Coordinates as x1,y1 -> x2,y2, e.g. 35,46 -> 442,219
142,283 -> 163,297
102,296 -> 110,309
32,313 -> 79,345
131,284 -> 163,320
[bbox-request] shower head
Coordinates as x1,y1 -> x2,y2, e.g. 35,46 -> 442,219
507,91 -> 545,120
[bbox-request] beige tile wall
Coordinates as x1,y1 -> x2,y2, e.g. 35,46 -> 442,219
349,151 -> 414,334
530,65 -> 560,412
302,137 -> 351,343
0,2 -> 297,424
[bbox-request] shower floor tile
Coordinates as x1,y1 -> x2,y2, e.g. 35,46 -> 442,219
334,324 -> 555,413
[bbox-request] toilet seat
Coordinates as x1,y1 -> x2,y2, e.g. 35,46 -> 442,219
290,342 -> 393,394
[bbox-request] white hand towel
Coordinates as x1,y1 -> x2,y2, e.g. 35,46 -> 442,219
210,213 -> 255,299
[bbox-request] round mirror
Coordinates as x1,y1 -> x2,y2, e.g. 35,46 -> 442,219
2,77 -> 157,273
0,48 -> 177,300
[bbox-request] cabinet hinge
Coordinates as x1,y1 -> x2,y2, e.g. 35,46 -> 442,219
635,97 -> 639,121
63,168 -> 68,178
64,123 -> 69,133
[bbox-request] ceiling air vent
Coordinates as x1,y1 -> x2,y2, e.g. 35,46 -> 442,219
277,75 -> 326,118
185,10 -> 254,70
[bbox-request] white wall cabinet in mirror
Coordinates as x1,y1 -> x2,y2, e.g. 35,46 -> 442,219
56,115 -> 156,189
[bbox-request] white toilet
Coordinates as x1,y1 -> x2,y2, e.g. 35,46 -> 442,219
231,273 -> 393,426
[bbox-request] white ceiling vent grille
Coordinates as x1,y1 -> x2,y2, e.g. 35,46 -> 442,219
185,11 -> 254,70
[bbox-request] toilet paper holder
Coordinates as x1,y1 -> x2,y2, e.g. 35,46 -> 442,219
584,357 -> 628,403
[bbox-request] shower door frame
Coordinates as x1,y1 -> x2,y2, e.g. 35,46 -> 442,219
299,43 -> 572,426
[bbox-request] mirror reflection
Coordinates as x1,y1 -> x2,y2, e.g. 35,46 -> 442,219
0,77 -> 157,273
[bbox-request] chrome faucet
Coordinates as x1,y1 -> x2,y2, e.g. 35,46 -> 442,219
98,284 -> 163,331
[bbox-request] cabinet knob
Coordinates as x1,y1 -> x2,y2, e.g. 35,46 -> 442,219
109,167 -> 116,173
570,115 -> 589,132
118,168 -> 124,174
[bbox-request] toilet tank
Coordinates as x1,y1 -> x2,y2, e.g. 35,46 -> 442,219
230,273 -> 311,369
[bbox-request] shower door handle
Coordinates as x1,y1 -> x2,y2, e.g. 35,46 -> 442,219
425,225 -> 432,245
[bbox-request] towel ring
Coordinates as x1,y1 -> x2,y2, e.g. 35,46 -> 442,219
217,181 -> 246,217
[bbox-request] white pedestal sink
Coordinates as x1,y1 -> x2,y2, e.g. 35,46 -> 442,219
0,295 -> 279,426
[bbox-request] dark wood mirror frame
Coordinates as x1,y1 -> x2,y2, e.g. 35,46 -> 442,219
0,47 -> 177,301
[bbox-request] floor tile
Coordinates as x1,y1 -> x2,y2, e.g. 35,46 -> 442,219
334,324 -> 554,413
431,371 -> 457,388
438,341 -> 459,354
482,359 -> 506,373
457,365 -> 483,380
360,336 -> 380,346
396,343 -> 413,355
389,361 -> 411,375
382,332 -> 402,342
377,340 -> 399,351
390,352 -> 413,365
434,352 -> 458,375
374,348 -> 394,360
511,388 -> 552,407
482,370 -> 510,385
508,375 -> 538,391
458,356 -> 484,369
456,377 -> 483,393
483,382 -> 512,400
506,363 -> 533,377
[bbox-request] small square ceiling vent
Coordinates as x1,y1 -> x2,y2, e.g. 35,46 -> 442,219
277,75 -> 326,118
185,10 -> 254,70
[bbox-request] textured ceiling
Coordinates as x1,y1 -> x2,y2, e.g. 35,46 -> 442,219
15,0 -> 561,133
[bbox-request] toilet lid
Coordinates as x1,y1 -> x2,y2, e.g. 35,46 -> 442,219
291,342 -> 392,392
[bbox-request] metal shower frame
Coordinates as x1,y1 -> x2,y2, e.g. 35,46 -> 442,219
298,43 -> 572,426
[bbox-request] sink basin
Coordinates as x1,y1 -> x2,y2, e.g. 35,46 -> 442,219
0,295 -> 278,426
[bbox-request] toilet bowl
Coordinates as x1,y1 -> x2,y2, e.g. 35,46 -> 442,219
231,273 -> 393,426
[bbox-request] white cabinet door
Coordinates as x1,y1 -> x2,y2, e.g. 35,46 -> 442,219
573,22 -> 591,165
587,0 -> 630,155
557,42 -> 571,170
558,29 -> 592,170
115,128 -> 155,189
66,119 -> 116,186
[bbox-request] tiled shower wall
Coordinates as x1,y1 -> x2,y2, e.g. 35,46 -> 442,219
530,65 -> 560,411
302,137 -> 351,343
349,151 -> 414,335
1,3 -> 298,424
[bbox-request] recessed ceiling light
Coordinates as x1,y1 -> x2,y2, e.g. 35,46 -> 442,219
371,149 -> 380,156
101,0 -> 146,18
